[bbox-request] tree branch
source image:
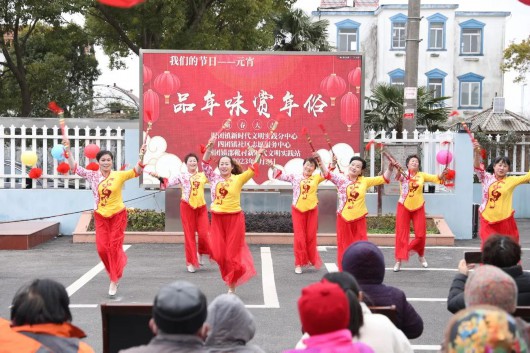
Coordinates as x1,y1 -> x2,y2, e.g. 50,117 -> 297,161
94,2 -> 140,55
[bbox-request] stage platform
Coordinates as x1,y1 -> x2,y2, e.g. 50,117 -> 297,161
0,221 -> 60,250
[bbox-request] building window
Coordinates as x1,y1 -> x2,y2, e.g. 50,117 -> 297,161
459,19 -> 485,55
388,69 -> 405,86
427,13 -> 447,50
425,68 -> 447,99
390,14 -> 407,50
335,19 -> 360,52
458,72 -> 484,109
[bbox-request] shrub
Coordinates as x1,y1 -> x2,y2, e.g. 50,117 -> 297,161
87,208 -> 165,232
245,212 -> 293,232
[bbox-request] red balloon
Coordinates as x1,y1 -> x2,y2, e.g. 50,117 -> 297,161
84,144 -> 100,159
29,167 -> 43,179
86,162 -> 100,171
348,67 -> 362,94
143,66 -> 152,84
340,92 -> 360,132
143,89 -> 160,123
320,73 -> 346,106
519,0 -> 530,5
97,0 -> 145,8
153,71 -> 181,104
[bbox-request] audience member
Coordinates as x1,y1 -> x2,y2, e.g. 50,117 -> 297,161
447,234 -> 530,313
441,305 -> 528,353
341,241 -> 424,339
296,272 -> 413,353
0,317 -> 53,353
8,278 -> 94,353
205,294 -> 264,353
120,280 -> 208,353
284,281 -> 374,353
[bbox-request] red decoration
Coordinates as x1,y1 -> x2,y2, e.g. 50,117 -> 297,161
48,101 -> 64,115
97,0 -> 145,8
445,169 -> 456,180
29,167 -> 43,179
86,162 -> 100,171
449,110 -> 459,117
320,73 -> 346,106
143,89 -> 160,123
57,162 -> 70,174
347,67 -> 362,94
153,71 -> 181,104
519,0 -> 530,5
84,144 -> 100,159
340,92 -> 360,132
143,66 -> 152,84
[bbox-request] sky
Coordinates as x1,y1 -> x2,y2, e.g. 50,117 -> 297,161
94,0 -> 530,117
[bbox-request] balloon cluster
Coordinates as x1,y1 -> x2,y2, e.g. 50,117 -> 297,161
21,150 -> 42,179
84,144 -> 101,171
51,144 -> 70,175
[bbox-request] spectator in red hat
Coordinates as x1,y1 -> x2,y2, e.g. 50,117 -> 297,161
284,281 -> 374,353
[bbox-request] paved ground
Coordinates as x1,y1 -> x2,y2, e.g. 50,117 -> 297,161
2,220 -> 530,353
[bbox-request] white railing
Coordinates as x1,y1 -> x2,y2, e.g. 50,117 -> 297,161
481,134 -> 530,175
0,124 -> 125,189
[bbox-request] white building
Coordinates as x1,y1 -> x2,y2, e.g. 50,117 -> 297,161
312,0 -> 510,116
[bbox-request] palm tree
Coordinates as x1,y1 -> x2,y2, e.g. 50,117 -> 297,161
365,83 -> 451,134
272,9 -> 332,51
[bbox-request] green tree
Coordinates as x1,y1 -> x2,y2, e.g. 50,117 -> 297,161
365,83 -> 451,133
501,36 -> 530,83
272,8 -> 332,51
84,0 -> 294,69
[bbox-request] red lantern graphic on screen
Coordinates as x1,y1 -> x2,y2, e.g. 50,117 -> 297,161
320,73 -> 346,106
340,92 -> 360,132
153,71 -> 180,104
348,67 -> 362,94
143,66 -> 152,84
143,89 -> 160,123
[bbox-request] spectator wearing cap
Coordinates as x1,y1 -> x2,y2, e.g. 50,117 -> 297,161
342,241 -> 424,339
6,278 -> 94,353
205,294 -> 265,353
120,280 -> 209,353
447,235 -> 530,314
284,281 -> 374,353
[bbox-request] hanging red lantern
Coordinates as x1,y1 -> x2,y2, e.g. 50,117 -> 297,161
320,73 -> 346,106
340,92 -> 360,132
29,167 -> 43,179
153,71 -> 180,104
143,66 -> 152,84
348,67 -> 362,94
143,89 -> 160,123
519,0 -> 530,5
97,0 -> 145,8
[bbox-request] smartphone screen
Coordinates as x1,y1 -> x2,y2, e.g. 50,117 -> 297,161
464,251 -> 482,264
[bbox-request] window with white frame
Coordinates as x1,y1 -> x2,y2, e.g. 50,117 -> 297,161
335,20 -> 360,52
388,69 -> 405,86
427,13 -> 447,50
390,14 -> 407,50
458,72 -> 484,108
459,19 -> 485,55
425,69 -> 447,99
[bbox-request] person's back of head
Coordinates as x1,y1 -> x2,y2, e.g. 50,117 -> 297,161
464,264 -> 518,313
298,281 -> 350,336
153,280 -> 207,335
205,293 -> 257,348
442,305 -> 528,353
322,272 -> 364,337
10,278 -> 72,326
342,241 -> 385,285
482,235 -> 521,268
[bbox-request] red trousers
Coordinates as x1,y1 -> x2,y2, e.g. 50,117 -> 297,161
395,203 -> 426,261
209,212 -> 256,286
180,201 -> 210,267
292,206 -> 322,268
94,209 -> 128,282
479,213 -> 519,248
336,215 -> 368,271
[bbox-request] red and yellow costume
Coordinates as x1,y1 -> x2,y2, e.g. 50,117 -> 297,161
276,171 -> 325,268
167,171 -> 210,267
395,171 -> 441,261
76,165 -> 139,283
475,167 -> 530,246
202,161 -> 256,286
329,173 -> 389,270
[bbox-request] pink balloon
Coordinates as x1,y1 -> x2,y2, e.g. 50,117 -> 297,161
436,150 -> 453,165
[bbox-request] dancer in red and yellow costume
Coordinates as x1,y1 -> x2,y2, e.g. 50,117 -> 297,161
267,154 -> 325,274
321,156 -> 394,270
473,141 -> 530,246
202,137 -> 264,293
64,138 -> 145,297
152,153 -> 211,273
393,155 -> 444,272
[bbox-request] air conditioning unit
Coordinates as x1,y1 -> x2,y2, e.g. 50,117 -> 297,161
493,97 -> 506,114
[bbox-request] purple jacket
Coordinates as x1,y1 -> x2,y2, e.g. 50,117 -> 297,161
342,241 -> 424,339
